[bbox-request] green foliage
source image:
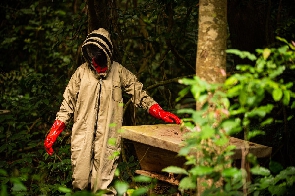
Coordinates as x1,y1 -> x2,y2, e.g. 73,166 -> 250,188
0,0 -> 84,195
0,0 -> 86,74
163,41 -> 295,195
250,166 -> 295,196
0,0 -> 295,195
225,40 -> 295,141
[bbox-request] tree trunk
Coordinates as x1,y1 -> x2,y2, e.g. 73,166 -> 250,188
195,0 -> 227,195
227,0 -> 271,65
86,0 -> 110,33
196,0 -> 227,83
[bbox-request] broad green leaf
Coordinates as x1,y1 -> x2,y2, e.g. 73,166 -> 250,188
114,181 -> 129,195
272,88 -> 283,101
201,125 -> 215,139
179,177 -> 196,190
247,130 -> 265,140
191,85 -> 201,99
192,111 -> 208,126
260,118 -> 273,126
58,186 -> 72,193
11,181 -> 27,192
131,187 -> 148,196
133,175 -> 152,183
256,58 -> 266,71
177,108 -> 196,114
1,184 -> 8,196
227,85 -> 242,98
222,168 -> 240,177
269,66 -> 285,79
108,138 -> 116,146
280,167 -> 295,176
109,150 -> 120,159
226,49 -> 257,61
276,36 -> 289,45
220,98 -> 230,109
268,184 -> 287,196
198,94 -> 208,103
62,56 -> 71,63
221,119 -> 242,135
109,123 -> 117,127
282,90 -> 290,105
278,45 -> 289,54
190,166 -> 213,176
251,166 -> 271,176
1,37 -> 17,45
0,169 -> 8,176
263,48 -> 271,59
162,166 -> 189,175
246,104 -> 274,118
287,115 -> 294,121
239,90 -> 248,106
126,189 -> 134,195
225,76 -> 238,86
266,61 -> 277,69
259,177 -> 275,189
230,107 -> 246,116
178,146 -> 191,156
179,77 -> 197,85
177,87 -> 191,101
184,156 -> 196,166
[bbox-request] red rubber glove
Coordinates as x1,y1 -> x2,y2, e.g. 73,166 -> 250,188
149,104 -> 181,124
44,120 -> 65,156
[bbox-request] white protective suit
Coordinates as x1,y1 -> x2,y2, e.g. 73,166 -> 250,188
55,28 -> 157,193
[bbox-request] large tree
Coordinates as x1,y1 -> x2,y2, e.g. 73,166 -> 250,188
195,0 -> 227,195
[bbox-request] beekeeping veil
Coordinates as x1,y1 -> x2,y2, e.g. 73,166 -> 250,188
81,28 -> 113,77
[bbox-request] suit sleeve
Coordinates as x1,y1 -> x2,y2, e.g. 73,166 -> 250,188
55,66 -> 83,124
120,65 -> 157,111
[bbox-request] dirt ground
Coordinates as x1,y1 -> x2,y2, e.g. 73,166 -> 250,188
151,180 -> 194,196
152,181 -> 179,195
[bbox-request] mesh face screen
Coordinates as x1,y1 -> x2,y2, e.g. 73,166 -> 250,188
87,45 -> 107,67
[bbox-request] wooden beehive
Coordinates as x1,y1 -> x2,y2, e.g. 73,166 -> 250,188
121,124 -> 272,182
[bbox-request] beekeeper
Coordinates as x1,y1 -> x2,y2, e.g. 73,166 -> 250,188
44,28 -> 181,194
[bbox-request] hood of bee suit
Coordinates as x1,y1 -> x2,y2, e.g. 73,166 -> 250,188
81,28 -> 113,77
